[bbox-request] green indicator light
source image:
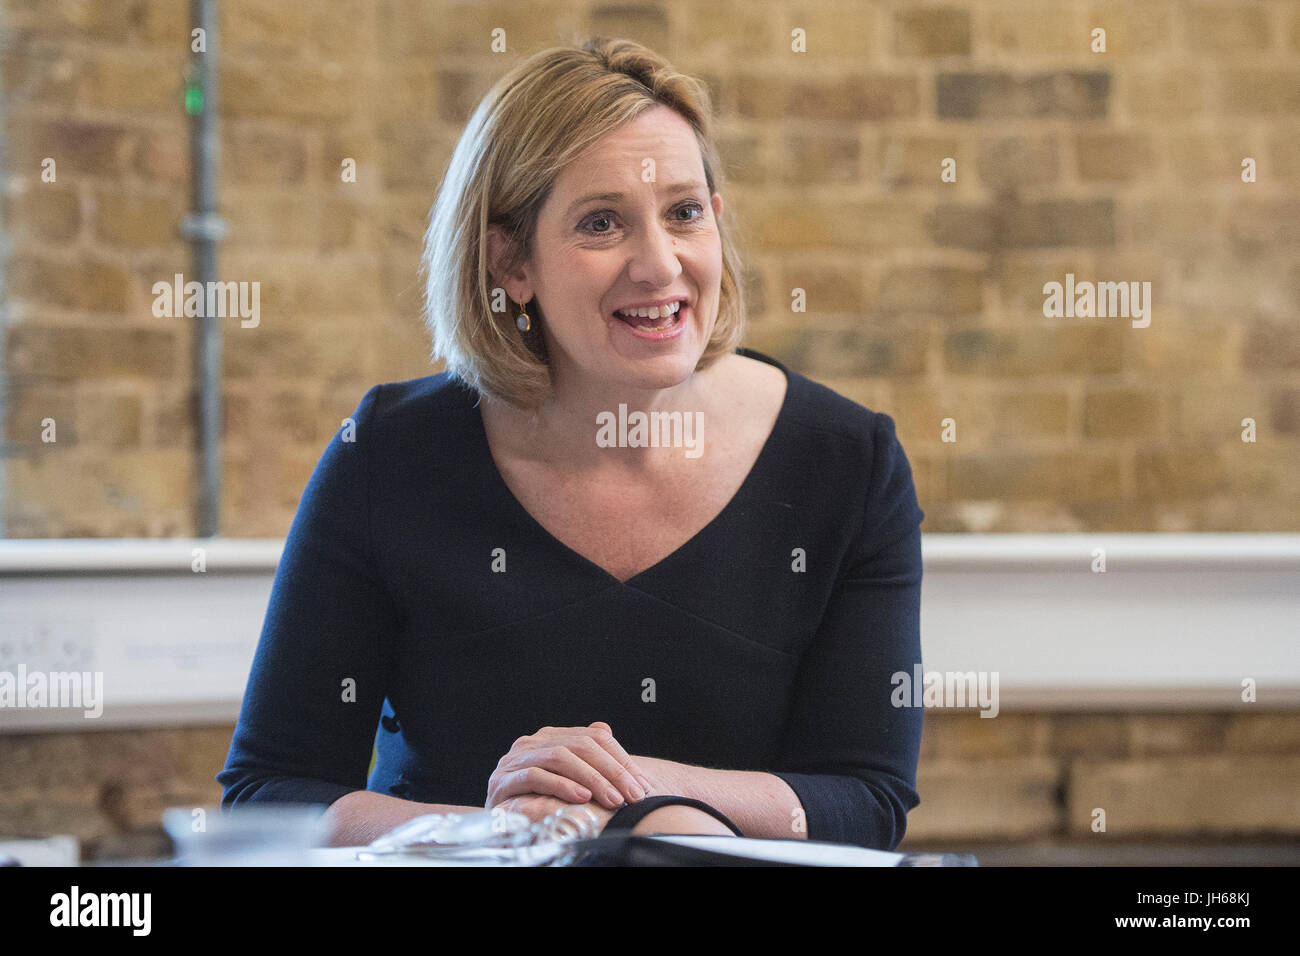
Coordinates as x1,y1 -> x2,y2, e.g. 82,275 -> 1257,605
185,85 -> 204,115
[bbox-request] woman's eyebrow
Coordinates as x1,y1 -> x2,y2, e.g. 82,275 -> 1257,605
565,180 -> 706,216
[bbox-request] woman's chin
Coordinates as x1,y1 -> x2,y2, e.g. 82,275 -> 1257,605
593,363 -> 689,398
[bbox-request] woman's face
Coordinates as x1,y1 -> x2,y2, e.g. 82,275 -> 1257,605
520,105 -> 725,396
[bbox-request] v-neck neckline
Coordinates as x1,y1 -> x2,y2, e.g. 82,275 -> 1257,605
471,348 -> 795,587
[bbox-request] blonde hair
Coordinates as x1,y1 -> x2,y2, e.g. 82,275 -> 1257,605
420,36 -> 747,409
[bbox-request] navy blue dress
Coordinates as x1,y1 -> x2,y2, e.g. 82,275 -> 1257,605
217,347 -> 926,849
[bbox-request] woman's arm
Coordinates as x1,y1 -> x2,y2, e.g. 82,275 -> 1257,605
217,385 -> 402,819
633,411 -> 925,848
769,410 -> 925,847
321,791 -> 483,847
630,756 -> 808,840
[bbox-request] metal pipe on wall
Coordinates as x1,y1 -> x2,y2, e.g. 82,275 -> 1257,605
181,0 -> 226,537
0,6 -> 11,536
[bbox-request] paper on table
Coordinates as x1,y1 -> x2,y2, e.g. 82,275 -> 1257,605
650,835 -> 905,866
312,837 -> 910,867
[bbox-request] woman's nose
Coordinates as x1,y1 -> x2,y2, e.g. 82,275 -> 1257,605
626,219 -> 683,286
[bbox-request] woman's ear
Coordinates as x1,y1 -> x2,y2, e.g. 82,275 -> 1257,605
485,224 -> 530,303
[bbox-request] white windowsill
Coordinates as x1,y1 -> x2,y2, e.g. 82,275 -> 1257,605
1,534 -> 1297,731
1,533 -> 1297,571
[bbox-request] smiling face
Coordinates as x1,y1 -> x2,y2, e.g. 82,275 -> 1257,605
505,105 -> 725,397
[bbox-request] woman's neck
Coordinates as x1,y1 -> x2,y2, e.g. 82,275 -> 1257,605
481,357 -> 728,471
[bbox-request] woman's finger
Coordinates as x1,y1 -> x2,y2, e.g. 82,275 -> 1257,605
523,723 -> 650,802
583,722 -> 653,798
564,734 -> 648,804
489,766 -> 593,806
508,745 -> 631,808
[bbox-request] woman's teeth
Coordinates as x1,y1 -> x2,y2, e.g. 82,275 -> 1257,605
614,301 -> 682,331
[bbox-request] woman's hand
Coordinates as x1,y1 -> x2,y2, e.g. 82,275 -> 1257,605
486,721 -> 652,811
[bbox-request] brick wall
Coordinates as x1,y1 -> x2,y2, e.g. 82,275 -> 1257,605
4,0 -> 1297,535
2,711 -> 1297,861
1,1 -> 1297,856
907,710 -> 1300,848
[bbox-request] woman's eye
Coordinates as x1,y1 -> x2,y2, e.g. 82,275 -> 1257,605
581,203 -> 705,234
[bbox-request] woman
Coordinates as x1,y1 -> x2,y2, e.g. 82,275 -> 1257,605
218,36 -> 925,850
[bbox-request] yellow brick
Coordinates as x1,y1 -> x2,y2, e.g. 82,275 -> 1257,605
882,134 -> 964,188
10,187 -> 80,241
992,390 -> 1071,439
0,785 -> 113,842
1076,131 -> 1155,183
1171,381 -> 1270,443
1184,1 -> 1271,54
891,383 -> 986,447
776,261 -> 866,314
85,54 -> 184,113
1121,67 -> 1208,118
748,198 -> 926,251
948,449 -> 1123,500
1131,199 -> 1225,253
779,131 -> 862,185
1082,387 -> 1165,439
894,8 -> 971,57
976,134 -> 1061,189
1226,713 -> 1300,753
223,60 -> 363,120
983,0 -> 1085,55
1069,756 -> 1300,835
1131,715 -> 1230,755
75,391 -> 143,447
1134,445 -> 1232,498
1221,69 -> 1300,114
1048,714 -> 1131,757
1086,0 -> 1174,55
785,0 -> 881,58
675,0 -> 788,62
909,758 -> 1062,840
921,712 -> 1047,760
94,189 -> 185,247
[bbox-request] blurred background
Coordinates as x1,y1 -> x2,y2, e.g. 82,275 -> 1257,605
0,0 -> 1296,864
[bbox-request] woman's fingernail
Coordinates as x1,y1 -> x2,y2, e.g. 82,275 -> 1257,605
629,783 -> 645,801
606,787 -> 623,806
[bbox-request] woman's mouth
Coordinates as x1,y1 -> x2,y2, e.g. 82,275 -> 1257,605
611,300 -> 688,340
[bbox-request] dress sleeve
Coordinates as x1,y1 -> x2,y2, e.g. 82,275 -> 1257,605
771,411 -> 925,849
217,384 -> 399,809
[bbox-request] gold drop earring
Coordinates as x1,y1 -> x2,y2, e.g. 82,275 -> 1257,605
515,298 -> 531,332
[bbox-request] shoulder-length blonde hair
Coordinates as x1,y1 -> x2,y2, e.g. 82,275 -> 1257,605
421,35 -> 747,409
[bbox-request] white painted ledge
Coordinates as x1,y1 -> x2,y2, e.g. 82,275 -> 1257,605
918,534 -> 1299,710
2,533 -> 1295,571
0,538 -> 285,573
923,533 -> 1300,570
1,534 -> 1297,732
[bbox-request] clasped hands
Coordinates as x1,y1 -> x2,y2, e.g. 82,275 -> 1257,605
484,721 -> 661,833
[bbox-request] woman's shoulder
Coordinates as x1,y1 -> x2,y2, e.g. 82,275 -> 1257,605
736,347 -> 890,447
351,369 -> 481,433
735,348 -> 923,537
